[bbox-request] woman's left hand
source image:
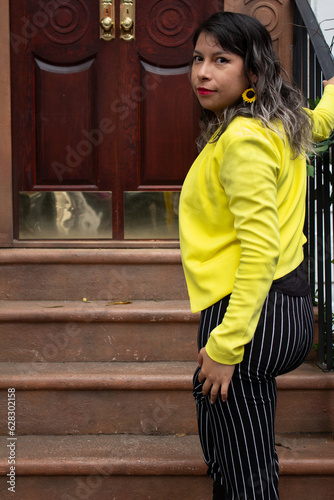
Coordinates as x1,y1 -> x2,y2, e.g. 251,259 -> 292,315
197,347 -> 235,404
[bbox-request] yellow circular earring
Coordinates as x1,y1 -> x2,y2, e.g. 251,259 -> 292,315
242,88 -> 256,103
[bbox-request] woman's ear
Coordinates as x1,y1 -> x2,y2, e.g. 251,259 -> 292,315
249,70 -> 258,85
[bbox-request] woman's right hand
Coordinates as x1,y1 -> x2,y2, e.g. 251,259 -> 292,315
324,77 -> 334,87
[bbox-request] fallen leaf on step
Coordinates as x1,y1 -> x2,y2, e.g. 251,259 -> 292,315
82,298 -> 93,303
43,305 -> 64,308
106,301 -> 132,306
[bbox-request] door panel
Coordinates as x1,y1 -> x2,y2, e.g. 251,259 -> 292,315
11,0 -> 118,240
114,0 -> 211,237
35,57 -> 98,186
19,191 -> 113,239
139,65 -> 196,186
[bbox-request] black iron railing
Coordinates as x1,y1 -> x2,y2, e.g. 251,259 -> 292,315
293,0 -> 334,371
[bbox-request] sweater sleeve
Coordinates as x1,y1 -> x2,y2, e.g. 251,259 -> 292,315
205,129 -> 281,365
308,84 -> 334,141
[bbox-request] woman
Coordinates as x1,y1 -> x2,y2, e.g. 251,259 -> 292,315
179,11 -> 334,499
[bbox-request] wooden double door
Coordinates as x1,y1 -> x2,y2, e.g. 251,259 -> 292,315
10,0 -> 221,242
9,0 -> 292,243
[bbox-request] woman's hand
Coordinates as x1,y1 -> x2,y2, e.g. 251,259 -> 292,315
323,77 -> 334,87
197,347 -> 235,404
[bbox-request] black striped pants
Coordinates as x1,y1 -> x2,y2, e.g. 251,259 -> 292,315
193,291 -> 314,499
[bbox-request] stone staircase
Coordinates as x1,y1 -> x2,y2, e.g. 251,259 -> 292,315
0,249 -> 333,499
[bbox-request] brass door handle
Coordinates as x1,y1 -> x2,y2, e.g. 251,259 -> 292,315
101,16 -> 114,31
120,17 -> 133,32
120,1 -> 135,41
100,0 -> 115,41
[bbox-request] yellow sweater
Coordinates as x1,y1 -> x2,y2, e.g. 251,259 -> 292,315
179,85 -> 334,365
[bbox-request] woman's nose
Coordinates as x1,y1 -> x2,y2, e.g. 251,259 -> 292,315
197,61 -> 211,80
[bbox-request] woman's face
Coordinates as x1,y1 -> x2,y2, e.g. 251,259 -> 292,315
191,32 -> 253,114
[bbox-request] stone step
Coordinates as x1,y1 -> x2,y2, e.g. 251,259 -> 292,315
0,362 -> 332,435
0,299 -> 317,363
0,300 -> 199,362
0,249 -> 187,301
276,362 -> 334,433
0,434 -> 333,499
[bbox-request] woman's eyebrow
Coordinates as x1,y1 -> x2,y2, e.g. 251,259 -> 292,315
193,49 -> 228,57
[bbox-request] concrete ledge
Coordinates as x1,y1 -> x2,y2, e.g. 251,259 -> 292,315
0,300 -> 198,323
0,434 -> 333,477
0,248 -> 182,265
0,361 -> 332,391
0,361 -> 197,391
277,362 -> 334,390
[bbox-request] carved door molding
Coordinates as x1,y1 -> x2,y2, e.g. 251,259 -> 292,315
224,0 -> 294,75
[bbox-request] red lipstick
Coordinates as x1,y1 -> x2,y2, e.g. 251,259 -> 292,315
197,87 -> 216,95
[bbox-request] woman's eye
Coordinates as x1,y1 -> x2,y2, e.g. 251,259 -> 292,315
193,55 -> 202,63
217,57 -> 228,63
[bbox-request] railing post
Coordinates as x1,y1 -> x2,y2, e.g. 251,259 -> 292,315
294,0 -> 334,80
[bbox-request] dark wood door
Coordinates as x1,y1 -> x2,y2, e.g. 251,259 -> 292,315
10,0 -> 219,242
